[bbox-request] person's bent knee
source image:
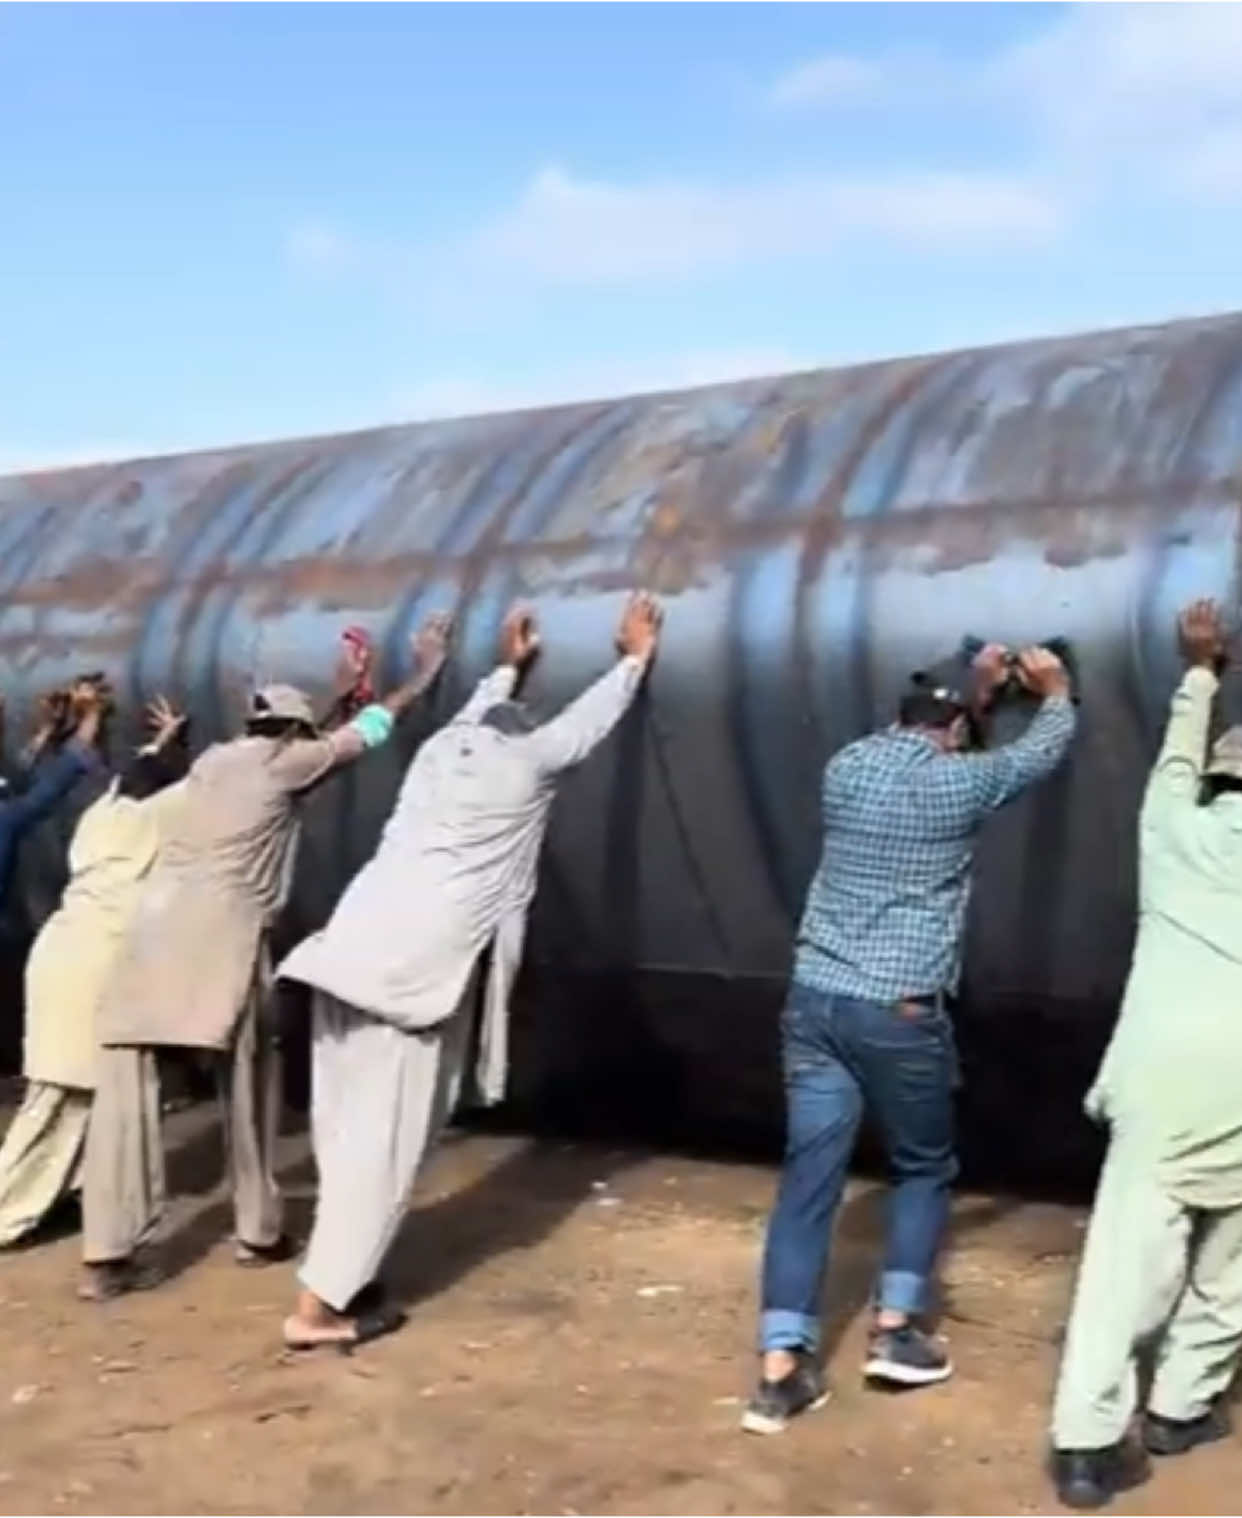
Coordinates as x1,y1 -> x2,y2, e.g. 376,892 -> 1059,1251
893,1147 -> 958,1186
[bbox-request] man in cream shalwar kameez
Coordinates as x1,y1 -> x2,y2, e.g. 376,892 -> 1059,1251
81,620 -> 449,1299
1051,600 -> 1242,1509
278,593 -> 662,1348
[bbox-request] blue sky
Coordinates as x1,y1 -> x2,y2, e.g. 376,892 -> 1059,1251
3,1 -> 1242,472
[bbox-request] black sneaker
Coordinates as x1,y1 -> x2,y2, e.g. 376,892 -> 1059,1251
740,1353 -> 829,1435
863,1324 -> 952,1387
1143,1402 -> 1231,1458
1051,1443 -> 1149,1510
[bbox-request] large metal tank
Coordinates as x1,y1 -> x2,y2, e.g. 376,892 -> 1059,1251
4,310 -> 1242,1189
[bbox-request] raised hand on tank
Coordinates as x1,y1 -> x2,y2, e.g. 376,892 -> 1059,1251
616,591 -> 663,667
143,695 -> 188,752
69,677 -> 103,716
1015,646 -> 1070,702
500,604 -> 541,671
1179,599 -> 1228,672
412,612 -> 453,681
334,627 -> 375,695
26,688 -> 70,759
971,643 -> 1011,703
68,678 -> 111,747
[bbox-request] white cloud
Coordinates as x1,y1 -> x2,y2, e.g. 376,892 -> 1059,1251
760,7 -> 1242,208
391,346 -> 807,422
277,4 -> 1242,338
994,3 -> 1242,146
765,46 -> 960,112
768,53 -> 885,110
285,221 -> 362,276
471,163 -> 1060,284
1177,126 -> 1242,202
990,4 -> 1242,206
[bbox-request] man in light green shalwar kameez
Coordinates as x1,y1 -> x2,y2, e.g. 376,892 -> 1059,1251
1052,599 -> 1242,1510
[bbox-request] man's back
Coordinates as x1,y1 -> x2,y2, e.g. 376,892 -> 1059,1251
1092,666 -> 1242,1196
355,721 -> 553,934
795,730 -> 991,1003
796,696 -> 1076,1004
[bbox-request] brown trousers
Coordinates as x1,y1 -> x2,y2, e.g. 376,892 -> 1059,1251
82,989 -> 283,1263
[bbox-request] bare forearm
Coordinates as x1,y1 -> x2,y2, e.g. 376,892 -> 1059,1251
381,664 -> 441,721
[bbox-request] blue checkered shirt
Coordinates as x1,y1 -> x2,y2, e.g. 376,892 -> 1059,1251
794,697 -> 1076,1002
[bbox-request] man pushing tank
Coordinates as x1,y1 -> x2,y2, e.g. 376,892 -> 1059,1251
277,592 -> 663,1351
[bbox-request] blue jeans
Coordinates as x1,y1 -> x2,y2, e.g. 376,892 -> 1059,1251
759,983 -> 960,1353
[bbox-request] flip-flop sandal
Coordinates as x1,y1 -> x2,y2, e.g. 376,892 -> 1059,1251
235,1234 -> 297,1268
283,1303 -> 407,1357
78,1257 -> 165,1302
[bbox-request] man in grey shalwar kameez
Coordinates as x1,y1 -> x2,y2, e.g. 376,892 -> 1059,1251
277,592 -> 663,1349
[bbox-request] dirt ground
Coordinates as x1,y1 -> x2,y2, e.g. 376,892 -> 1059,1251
0,1095 -> 1238,1517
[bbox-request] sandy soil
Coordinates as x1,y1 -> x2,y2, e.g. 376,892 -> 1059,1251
0,1096 -> 1237,1516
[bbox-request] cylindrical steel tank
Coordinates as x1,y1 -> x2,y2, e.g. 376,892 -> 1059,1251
4,310 -> 1242,1188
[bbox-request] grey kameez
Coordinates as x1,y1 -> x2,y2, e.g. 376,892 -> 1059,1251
281,656 -> 645,1309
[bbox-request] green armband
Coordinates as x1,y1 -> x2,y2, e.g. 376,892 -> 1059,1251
349,703 -> 395,750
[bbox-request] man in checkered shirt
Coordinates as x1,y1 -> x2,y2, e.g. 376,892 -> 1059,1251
742,643 -> 1077,1435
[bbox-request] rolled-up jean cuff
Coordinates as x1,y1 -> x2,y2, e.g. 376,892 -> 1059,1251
877,1269 -> 927,1316
759,1309 -> 819,1354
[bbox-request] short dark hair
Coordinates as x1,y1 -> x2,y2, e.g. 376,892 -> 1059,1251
480,701 -> 538,736
898,691 -> 964,730
117,746 -> 188,801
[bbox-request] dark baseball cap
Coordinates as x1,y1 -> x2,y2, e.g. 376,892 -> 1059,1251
905,655 -> 970,711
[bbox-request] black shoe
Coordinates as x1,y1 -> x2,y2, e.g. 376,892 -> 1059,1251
234,1233 -> 298,1268
1144,1403 -> 1231,1457
863,1324 -> 953,1387
740,1353 -> 829,1435
1051,1443 -> 1150,1510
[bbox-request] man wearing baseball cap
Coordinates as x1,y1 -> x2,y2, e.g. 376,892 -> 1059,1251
744,638 -> 1076,1435
1052,600 -> 1242,1509
78,616 -> 451,1301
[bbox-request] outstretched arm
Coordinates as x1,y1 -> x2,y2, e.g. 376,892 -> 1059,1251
954,646 -> 1076,810
527,658 -> 648,775
527,592 -> 663,776
375,613 -> 452,723
1141,599 -> 1225,835
6,684 -> 107,834
272,614 -> 456,793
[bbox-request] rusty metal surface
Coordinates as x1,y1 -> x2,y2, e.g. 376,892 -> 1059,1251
3,310 -> 1242,1171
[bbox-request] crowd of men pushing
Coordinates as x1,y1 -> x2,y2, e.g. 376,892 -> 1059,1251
0,590 -> 1238,1509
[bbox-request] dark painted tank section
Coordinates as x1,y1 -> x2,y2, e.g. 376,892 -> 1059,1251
6,310 -> 1242,1191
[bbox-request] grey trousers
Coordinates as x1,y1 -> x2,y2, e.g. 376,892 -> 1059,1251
299,992 -> 469,1312
82,991 -> 283,1263
1052,1131 -> 1242,1449
0,1082 -> 91,1246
